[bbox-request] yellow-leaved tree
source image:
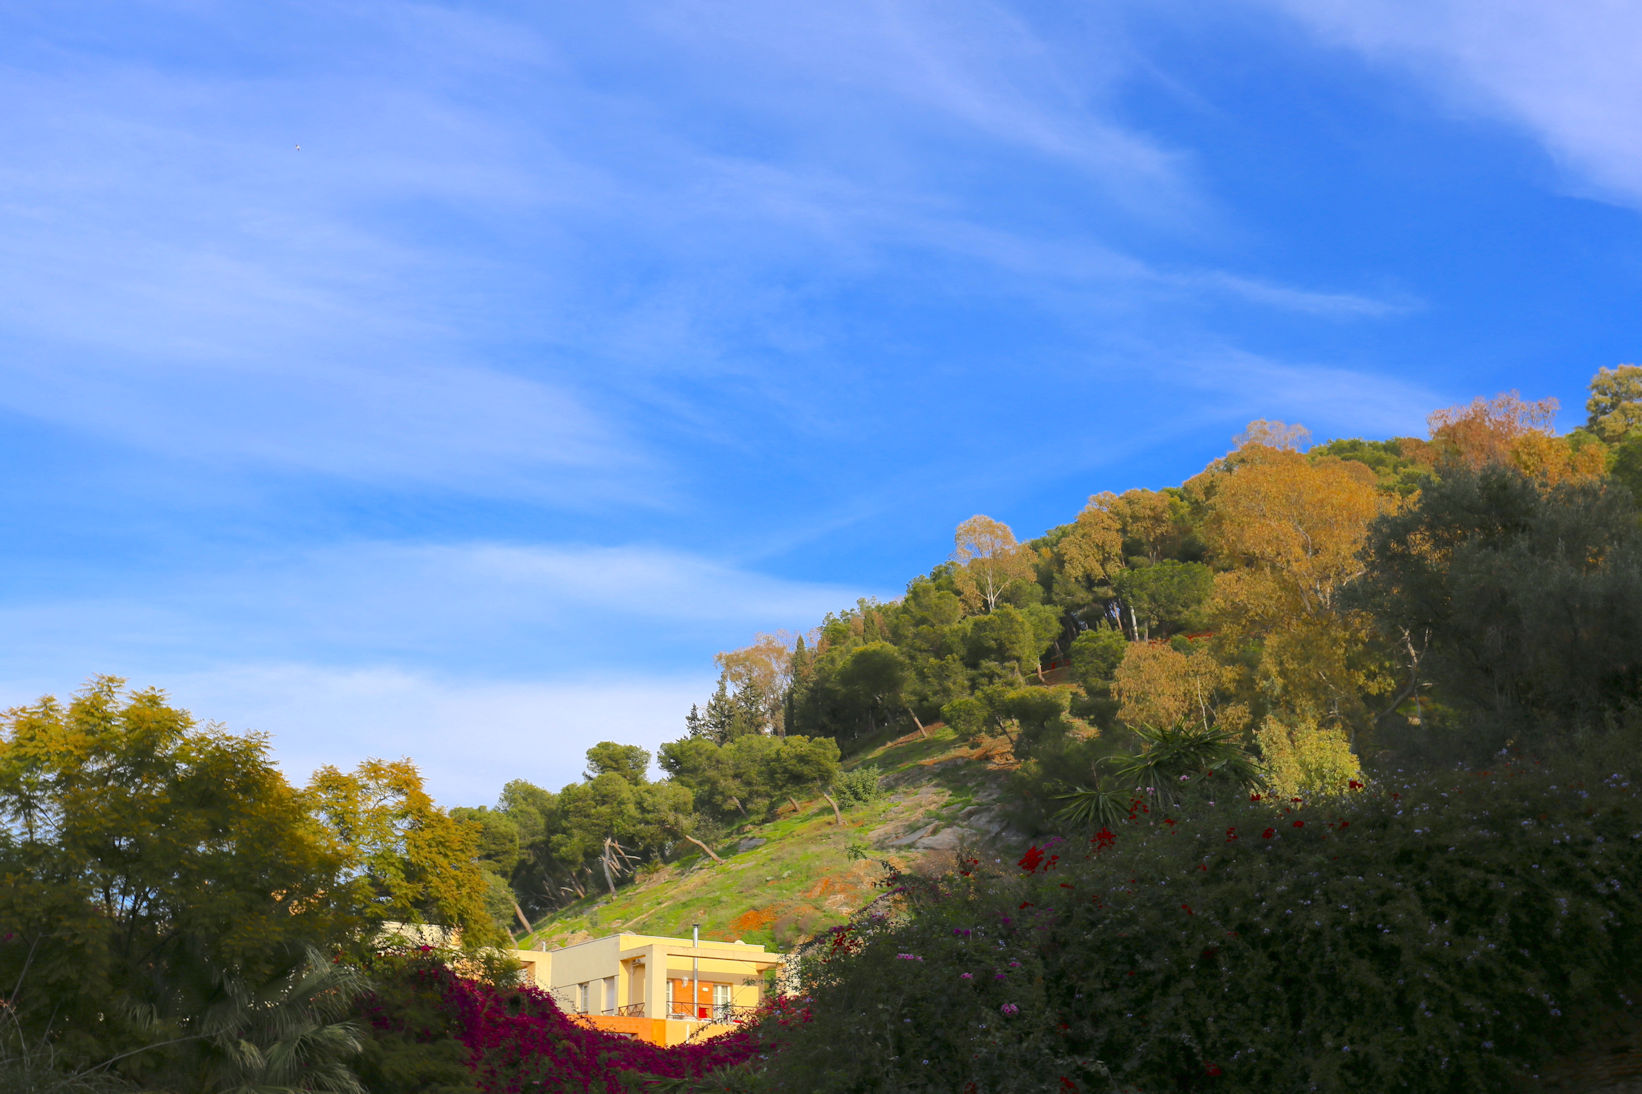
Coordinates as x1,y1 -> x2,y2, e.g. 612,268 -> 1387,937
951,514 -> 1037,614
1204,426 -> 1389,767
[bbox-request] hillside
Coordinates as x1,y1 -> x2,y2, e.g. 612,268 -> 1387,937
518,723 -> 1026,953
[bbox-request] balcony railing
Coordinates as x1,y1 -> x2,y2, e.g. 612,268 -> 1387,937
614,1002 -> 760,1022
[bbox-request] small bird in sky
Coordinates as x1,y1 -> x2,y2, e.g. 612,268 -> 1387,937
295,144 -> 301,151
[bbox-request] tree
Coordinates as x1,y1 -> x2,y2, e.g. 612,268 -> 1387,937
715,633 -> 796,736
1112,560 -> 1212,640
699,675 -> 766,743
1586,363 -> 1642,443
830,641 -> 910,739
1203,442 -> 1391,735
1426,391 -> 1558,471
583,741 -> 650,785
1109,488 -> 1191,564
450,805 -> 530,934
1112,641 -> 1224,732
495,779 -> 576,915
658,737 -> 748,819
763,735 -> 843,820
1353,466 -> 1642,743
951,515 -> 1036,614
1420,390 -> 1603,484
1053,497 -> 1124,614
308,758 -> 503,946
549,772 -> 642,897
1234,419 -> 1311,452
962,605 -> 1042,683
1068,627 -> 1127,697
0,678 -> 354,1071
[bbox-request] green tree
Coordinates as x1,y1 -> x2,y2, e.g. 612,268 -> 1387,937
450,806 -> 530,935
549,772 -> 642,896
1069,628 -> 1127,696
830,641 -> 909,739
658,737 -> 748,819
962,604 -> 1052,683
0,679 -> 356,1075
583,741 -> 650,784
1112,560 -> 1212,639
1586,363 -> 1642,443
1354,466 -> 1642,745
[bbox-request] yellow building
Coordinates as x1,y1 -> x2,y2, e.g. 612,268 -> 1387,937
513,931 -> 783,1046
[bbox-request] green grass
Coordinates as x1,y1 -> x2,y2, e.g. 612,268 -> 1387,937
521,727 -> 1010,953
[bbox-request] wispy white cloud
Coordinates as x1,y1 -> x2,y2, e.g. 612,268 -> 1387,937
1187,348 -> 1444,440
1255,0 -> 1642,208
1186,272 -> 1419,319
0,540 -> 885,678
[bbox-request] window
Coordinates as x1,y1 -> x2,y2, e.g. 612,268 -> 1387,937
603,976 -> 616,1014
713,983 -> 732,1019
577,982 -> 589,1013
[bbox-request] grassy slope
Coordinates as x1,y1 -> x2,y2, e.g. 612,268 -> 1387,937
519,724 -> 1023,953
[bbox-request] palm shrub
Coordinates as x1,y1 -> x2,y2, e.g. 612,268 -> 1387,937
1055,720 -> 1263,827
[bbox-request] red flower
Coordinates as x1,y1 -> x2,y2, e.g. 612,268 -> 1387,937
1249,793 -> 1262,801
1206,1063 -> 1223,1077
1225,826 -> 1238,841
1018,845 -> 1046,872
1180,903 -> 1194,915
1163,817 -> 1176,828
1292,820 -> 1304,828
1092,827 -> 1117,850
1262,827 -> 1275,839
1348,779 -> 1364,790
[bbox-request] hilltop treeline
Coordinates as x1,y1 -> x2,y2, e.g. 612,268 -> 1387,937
456,369 -> 1642,931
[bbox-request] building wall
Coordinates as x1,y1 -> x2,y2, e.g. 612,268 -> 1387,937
515,932 -> 779,1042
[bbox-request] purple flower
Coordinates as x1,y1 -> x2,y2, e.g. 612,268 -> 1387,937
1000,1003 -> 1020,1016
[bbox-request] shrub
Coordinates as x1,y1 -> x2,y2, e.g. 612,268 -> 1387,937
356,949 -> 767,1094
833,765 -> 886,808
752,749 -> 1642,1093
1255,713 -> 1362,798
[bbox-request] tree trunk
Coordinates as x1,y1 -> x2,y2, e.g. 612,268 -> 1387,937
821,791 -> 843,826
682,833 -> 724,864
513,899 -> 534,936
600,853 -> 617,897
906,706 -> 929,740
787,795 -> 802,814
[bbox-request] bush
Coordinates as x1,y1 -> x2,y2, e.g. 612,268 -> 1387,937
752,748 -> 1642,1093
833,765 -> 885,809
1255,713 -> 1362,798
357,949 -> 766,1094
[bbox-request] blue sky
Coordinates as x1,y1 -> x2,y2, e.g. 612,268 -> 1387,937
2,1 -> 1637,803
